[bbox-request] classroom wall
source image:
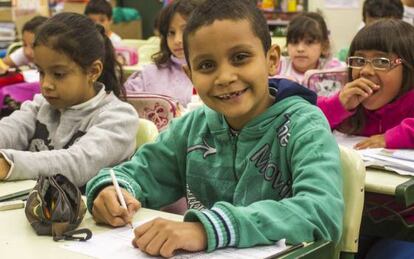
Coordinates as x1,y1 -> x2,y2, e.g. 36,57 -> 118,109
308,0 -> 364,55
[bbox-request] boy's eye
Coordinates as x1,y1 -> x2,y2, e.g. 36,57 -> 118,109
232,53 -> 250,63
197,61 -> 215,72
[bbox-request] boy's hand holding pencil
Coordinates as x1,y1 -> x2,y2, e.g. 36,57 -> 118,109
92,185 -> 141,227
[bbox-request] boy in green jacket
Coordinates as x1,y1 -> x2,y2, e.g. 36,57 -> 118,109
86,0 -> 344,257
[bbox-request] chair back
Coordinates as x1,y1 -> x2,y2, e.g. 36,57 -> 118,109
303,67 -> 348,96
127,93 -> 183,131
336,145 -> 366,258
6,41 -> 22,56
136,118 -> 159,149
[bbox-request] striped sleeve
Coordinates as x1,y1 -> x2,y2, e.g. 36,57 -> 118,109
184,204 -> 239,252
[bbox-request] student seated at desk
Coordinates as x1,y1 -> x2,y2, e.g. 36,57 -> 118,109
123,0 -> 197,107
87,0 -> 343,257
84,0 -> 122,46
276,12 -> 344,85
0,13 -> 138,188
318,19 -> 414,150
0,16 -> 48,74
317,19 -> 414,259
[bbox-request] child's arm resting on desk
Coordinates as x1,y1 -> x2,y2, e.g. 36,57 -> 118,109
86,124 -> 186,212
1,101 -> 139,186
384,117 -> 414,149
184,126 -> 343,252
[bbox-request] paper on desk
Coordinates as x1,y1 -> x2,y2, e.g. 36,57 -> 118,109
333,131 -> 367,149
63,218 -> 287,259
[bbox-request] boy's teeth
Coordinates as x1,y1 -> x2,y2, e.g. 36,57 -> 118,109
219,89 -> 244,99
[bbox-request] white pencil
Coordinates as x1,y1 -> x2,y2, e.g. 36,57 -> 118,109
110,169 -> 133,229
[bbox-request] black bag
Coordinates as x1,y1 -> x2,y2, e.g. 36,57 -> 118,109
24,174 -> 92,241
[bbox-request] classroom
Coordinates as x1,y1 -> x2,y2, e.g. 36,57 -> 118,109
1,0 -> 414,258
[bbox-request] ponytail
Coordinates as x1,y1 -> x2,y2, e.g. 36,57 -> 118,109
96,25 -> 125,98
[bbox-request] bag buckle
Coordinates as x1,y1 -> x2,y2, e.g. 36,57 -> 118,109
53,228 -> 93,242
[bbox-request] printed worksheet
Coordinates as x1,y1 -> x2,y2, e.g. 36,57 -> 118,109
63,219 -> 288,259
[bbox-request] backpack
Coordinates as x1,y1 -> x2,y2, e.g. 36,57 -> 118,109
303,67 -> 348,96
126,93 -> 183,131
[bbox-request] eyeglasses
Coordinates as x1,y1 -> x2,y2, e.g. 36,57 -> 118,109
347,56 -> 403,71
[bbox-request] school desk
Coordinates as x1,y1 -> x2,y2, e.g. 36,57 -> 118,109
0,201 -> 335,259
361,168 -> 414,241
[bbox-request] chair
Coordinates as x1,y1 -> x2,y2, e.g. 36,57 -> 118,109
136,118 -> 159,149
336,145 -> 366,259
303,67 -> 348,96
6,41 -> 22,56
138,44 -> 160,65
127,93 -> 183,132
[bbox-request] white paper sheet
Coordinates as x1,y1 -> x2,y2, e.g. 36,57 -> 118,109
333,131 -> 367,149
63,218 -> 288,259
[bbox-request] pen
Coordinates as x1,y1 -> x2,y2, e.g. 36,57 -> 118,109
110,169 -> 133,229
263,242 -> 305,259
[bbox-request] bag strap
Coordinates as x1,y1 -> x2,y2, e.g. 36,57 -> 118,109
53,228 -> 93,242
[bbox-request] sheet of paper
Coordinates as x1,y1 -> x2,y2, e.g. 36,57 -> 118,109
333,131 -> 367,149
63,218 -> 287,259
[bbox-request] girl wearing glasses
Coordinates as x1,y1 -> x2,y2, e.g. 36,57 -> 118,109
318,19 -> 414,150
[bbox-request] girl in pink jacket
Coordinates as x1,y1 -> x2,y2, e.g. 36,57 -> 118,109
318,19 -> 414,149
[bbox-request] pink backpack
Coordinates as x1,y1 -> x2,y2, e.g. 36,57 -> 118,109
114,46 -> 139,66
0,82 -> 40,117
126,93 -> 183,131
303,67 -> 348,96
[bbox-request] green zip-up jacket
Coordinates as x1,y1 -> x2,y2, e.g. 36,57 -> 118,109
86,79 -> 343,252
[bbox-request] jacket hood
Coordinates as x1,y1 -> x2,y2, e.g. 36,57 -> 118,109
269,78 -> 317,105
203,78 -> 317,140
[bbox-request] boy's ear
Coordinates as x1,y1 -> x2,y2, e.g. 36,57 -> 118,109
88,59 -> 103,84
267,44 -> 281,76
182,64 -> 192,81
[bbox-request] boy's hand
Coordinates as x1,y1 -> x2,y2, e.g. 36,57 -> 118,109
132,218 -> 207,258
92,185 -> 141,227
339,78 -> 380,111
0,156 -> 11,180
354,134 -> 386,149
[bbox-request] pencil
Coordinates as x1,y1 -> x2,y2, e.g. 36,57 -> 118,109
110,169 -> 134,229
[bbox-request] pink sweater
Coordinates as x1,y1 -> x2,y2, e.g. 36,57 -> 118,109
124,56 -> 193,107
317,90 -> 414,149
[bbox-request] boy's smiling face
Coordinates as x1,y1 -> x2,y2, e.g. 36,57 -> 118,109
185,19 -> 279,129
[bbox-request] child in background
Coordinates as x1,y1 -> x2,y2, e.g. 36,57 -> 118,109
87,0 -> 343,257
318,19 -> 414,150
84,0 -> 122,45
362,0 -> 404,26
402,0 -> 414,25
124,0 -> 197,107
0,13 -> 139,188
277,12 -> 345,85
0,16 -> 48,74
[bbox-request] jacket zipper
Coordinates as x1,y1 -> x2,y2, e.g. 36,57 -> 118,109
231,132 -> 239,181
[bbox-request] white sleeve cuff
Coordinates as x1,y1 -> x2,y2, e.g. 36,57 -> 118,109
0,151 -> 14,180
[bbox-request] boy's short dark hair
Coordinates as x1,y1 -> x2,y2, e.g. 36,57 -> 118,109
22,15 -> 48,33
363,0 -> 404,22
183,0 -> 271,66
84,0 -> 113,19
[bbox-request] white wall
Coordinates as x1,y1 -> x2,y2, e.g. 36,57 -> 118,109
308,0 -> 364,55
